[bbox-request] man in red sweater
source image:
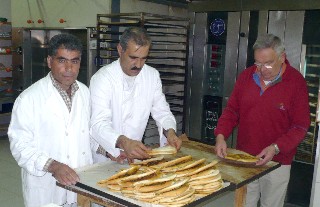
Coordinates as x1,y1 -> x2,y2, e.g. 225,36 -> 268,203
214,34 -> 310,207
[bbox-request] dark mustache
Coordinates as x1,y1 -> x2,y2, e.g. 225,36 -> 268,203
131,66 -> 142,71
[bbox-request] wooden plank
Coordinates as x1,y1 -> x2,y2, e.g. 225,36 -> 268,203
234,185 -> 247,207
77,194 -> 91,207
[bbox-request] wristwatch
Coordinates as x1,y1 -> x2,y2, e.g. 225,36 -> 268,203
271,143 -> 280,155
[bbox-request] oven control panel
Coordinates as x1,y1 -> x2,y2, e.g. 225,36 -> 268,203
205,44 -> 225,96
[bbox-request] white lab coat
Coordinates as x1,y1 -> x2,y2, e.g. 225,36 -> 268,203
90,59 -> 176,159
8,74 -> 93,207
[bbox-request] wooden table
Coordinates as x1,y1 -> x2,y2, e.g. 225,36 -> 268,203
58,139 -> 280,207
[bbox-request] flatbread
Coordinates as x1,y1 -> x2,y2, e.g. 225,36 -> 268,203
224,153 -> 259,163
97,165 -> 140,184
133,173 -> 176,187
157,184 -> 190,197
156,177 -> 189,194
147,146 -> 177,155
186,160 -> 219,176
134,180 -> 174,193
161,160 -> 195,172
189,169 -> 220,182
155,155 -> 193,169
120,169 -> 157,182
131,156 -> 164,166
176,158 -> 206,172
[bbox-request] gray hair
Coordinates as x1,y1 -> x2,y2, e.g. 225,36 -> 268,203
253,34 -> 285,56
48,33 -> 83,56
119,27 -> 151,51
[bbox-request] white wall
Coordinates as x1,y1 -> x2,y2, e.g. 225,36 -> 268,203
120,0 -> 188,17
10,0 -> 111,27
9,0 -> 188,28
1,0 -> 11,21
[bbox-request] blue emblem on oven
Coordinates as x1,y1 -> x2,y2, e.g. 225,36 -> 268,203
210,18 -> 225,36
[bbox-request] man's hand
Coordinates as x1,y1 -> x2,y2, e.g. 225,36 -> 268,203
48,160 -> 79,185
214,134 -> 227,158
166,129 -> 182,151
256,145 -> 276,166
116,135 -> 151,162
107,151 -> 128,164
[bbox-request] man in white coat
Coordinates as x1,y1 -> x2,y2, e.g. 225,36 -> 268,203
90,27 -> 182,163
8,34 -> 93,207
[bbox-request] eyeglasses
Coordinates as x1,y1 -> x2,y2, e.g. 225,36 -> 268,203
52,56 -> 81,65
254,56 -> 280,69
254,62 -> 273,69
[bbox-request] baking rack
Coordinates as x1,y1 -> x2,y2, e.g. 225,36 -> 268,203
295,45 -> 320,164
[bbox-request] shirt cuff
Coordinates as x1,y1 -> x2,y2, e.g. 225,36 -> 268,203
43,158 -> 54,172
96,145 -> 112,158
162,117 -> 176,132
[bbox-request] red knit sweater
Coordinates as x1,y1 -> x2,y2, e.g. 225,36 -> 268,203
214,60 -> 310,164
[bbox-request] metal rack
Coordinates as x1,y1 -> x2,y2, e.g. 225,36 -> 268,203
0,22 -> 13,136
96,13 -> 189,144
0,22 -> 13,102
295,45 -> 320,164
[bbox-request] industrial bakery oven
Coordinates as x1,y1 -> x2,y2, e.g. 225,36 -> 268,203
184,4 -> 320,206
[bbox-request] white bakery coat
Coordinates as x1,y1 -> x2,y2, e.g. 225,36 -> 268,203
90,59 -> 176,158
8,74 -> 93,207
